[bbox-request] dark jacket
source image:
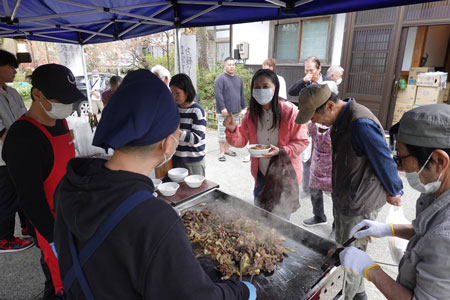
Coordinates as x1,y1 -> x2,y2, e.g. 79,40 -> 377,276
288,75 -> 332,97
331,100 -> 386,216
54,158 -> 249,299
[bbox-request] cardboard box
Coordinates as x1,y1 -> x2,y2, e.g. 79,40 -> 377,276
415,86 -> 445,105
408,67 -> 435,84
417,72 -> 448,88
396,85 -> 417,104
444,84 -> 450,103
392,102 -> 413,125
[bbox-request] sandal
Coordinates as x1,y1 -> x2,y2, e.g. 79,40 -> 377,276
218,155 -> 226,162
224,150 -> 237,157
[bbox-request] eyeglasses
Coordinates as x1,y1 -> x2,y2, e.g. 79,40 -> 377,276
393,154 -> 413,167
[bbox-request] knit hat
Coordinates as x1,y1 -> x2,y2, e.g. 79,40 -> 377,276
93,69 -> 180,150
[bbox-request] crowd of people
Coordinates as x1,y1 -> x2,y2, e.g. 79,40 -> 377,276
1,47 -> 450,300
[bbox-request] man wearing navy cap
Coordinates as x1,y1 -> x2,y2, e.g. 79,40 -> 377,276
52,69 -> 256,300
2,63 -> 86,299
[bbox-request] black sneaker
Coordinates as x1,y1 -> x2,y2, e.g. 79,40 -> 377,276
0,237 -> 34,253
303,216 -> 327,227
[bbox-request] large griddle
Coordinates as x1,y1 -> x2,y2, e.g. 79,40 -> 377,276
176,189 -> 345,300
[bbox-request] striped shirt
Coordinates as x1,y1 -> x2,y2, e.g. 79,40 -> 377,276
174,102 -> 207,162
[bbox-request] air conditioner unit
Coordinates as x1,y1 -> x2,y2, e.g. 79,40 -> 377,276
238,42 -> 249,60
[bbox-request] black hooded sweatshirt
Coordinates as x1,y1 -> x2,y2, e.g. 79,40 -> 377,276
54,158 -> 249,299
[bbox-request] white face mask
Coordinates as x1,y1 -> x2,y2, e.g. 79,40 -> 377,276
156,134 -> 179,168
40,100 -> 73,119
406,152 -> 442,194
336,78 -> 342,85
252,88 -> 273,105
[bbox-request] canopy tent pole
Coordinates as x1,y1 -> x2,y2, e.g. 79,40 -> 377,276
10,0 -> 21,22
176,27 -> 181,74
80,45 -> 92,114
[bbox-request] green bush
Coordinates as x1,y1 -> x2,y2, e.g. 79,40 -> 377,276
8,82 -> 32,107
145,51 -> 175,75
197,63 -> 254,113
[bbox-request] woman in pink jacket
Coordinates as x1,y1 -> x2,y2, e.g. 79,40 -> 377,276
224,69 -> 309,218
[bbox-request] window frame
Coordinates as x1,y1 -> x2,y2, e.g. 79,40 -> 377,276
270,16 -> 335,66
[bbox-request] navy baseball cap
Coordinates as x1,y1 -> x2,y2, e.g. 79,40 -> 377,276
93,69 -> 180,150
31,64 -> 86,104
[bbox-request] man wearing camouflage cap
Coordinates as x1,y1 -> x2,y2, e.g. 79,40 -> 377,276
295,84 -> 403,300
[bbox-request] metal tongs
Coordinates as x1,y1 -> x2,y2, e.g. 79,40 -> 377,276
240,256 -> 244,281
320,225 -> 369,271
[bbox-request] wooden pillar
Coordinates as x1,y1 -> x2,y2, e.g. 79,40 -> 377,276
411,26 -> 428,67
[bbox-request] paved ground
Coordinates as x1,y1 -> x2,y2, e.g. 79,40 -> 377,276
0,128 -> 420,300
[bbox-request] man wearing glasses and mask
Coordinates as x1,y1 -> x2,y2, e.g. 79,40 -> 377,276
340,104 -> 450,299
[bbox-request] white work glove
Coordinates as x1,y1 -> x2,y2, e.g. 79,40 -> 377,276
350,220 -> 394,240
339,247 -> 378,280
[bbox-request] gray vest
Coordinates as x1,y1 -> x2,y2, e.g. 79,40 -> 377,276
331,99 -> 386,216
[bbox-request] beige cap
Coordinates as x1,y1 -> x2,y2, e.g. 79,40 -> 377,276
295,84 -> 331,124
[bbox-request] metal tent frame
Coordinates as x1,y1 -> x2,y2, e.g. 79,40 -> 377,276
0,0 -> 439,45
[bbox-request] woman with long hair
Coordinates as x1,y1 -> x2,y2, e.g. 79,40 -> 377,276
224,69 -> 309,218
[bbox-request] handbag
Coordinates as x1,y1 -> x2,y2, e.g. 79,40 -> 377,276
258,148 -> 300,216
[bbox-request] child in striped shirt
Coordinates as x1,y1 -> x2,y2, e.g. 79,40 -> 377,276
169,74 -> 207,176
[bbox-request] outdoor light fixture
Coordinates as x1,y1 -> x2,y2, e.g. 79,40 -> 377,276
16,38 -> 32,63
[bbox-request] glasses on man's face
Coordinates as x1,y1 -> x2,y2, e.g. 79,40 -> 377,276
393,154 -> 413,167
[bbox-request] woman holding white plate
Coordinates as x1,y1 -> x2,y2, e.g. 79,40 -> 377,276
224,69 -> 309,216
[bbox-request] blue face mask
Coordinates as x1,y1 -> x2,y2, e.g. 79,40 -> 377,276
252,88 -> 273,105
405,152 -> 442,194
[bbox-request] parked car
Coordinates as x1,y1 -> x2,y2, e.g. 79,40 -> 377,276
72,73 -> 114,116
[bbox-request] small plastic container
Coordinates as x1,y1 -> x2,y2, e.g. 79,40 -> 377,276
158,182 -> 180,197
184,175 -> 205,188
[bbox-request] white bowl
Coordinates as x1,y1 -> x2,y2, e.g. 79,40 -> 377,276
168,168 -> 189,183
184,175 -> 205,188
246,144 -> 270,158
158,182 -> 180,197
151,178 -> 162,190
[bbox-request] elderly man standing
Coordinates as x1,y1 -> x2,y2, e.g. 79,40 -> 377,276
0,50 -> 34,253
214,57 -> 246,162
3,64 -> 86,299
89,69 -> 106,115
295,84 -> 403,300
327,65 -> 344,86
288,56 -> 331,97
151,64 -> 171,86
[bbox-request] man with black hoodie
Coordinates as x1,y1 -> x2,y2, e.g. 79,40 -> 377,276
53,69 -> 256,299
